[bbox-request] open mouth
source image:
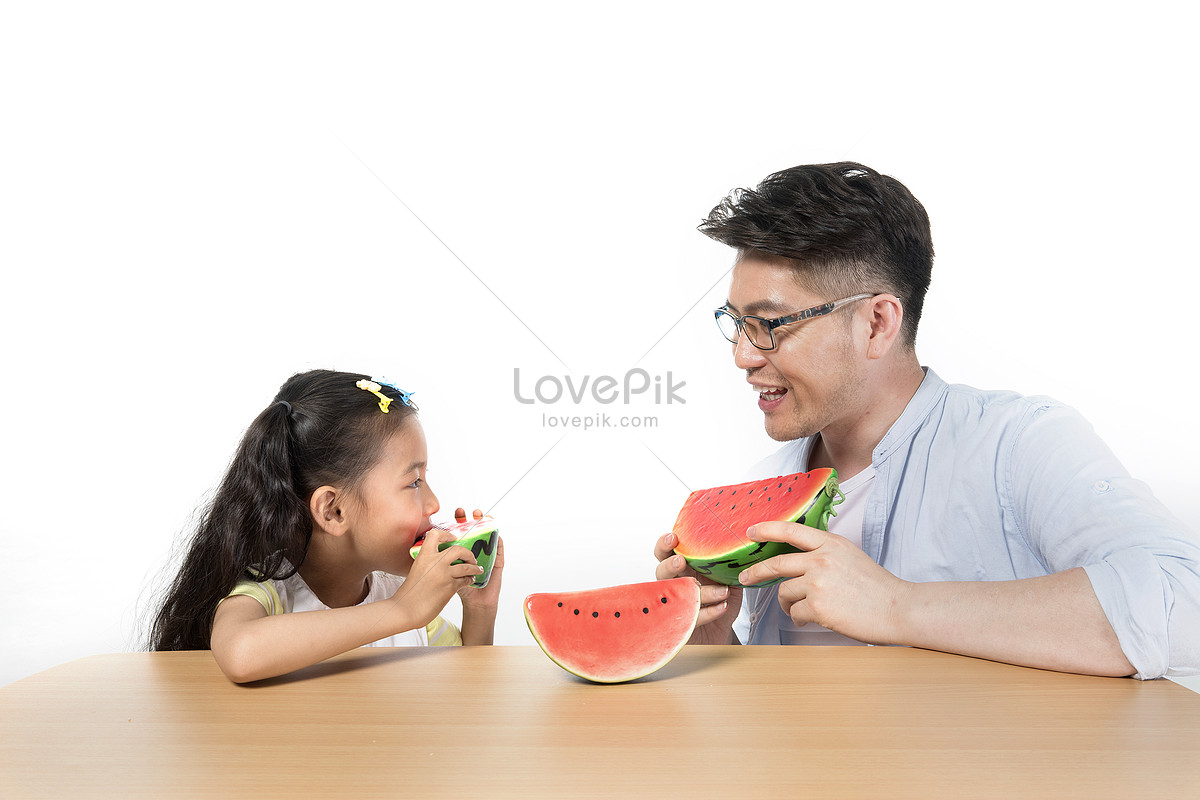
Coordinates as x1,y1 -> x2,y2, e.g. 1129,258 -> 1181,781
757,387 -> 788,402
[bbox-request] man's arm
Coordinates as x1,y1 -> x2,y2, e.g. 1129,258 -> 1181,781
739,523 -> 1135,676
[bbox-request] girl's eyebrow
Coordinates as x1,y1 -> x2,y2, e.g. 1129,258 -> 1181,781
403,460 -> 426,475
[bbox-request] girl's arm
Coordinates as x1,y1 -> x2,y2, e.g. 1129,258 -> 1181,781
211,543 -> 482,683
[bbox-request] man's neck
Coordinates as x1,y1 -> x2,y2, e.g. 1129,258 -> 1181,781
807,360 -> 926,478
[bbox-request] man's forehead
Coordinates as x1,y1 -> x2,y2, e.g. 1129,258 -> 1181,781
727,257 -> 825,315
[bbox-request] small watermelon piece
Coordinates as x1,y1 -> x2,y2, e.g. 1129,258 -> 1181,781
409,516 -> 499,588
672,469 -> 843,587
524,578 -> 701,683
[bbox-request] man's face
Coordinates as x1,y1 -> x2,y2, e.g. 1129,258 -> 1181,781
725,254 -> 866,442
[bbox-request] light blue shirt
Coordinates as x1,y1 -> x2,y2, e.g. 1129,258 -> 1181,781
734,369 -> 1200,680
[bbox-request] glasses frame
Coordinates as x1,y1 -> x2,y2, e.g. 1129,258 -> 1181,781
714,293 -> 877,351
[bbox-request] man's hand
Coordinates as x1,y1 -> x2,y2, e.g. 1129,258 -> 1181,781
737,522 -> 909,645
654,532 -> 742,644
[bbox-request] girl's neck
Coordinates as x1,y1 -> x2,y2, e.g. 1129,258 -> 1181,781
297,560 -> 371,608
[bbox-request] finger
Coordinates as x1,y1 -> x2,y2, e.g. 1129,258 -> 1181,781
775,579 -> 810,624
700,584 -> 730,607
473,508 -> 484,520
654,553 -> 689,581
738,552 -> 806,587
455,507 -> 467,523
440,544 -> 477,566
653,532 -> 679,562
748,520 -> 827,551
451,562 -> 486,580
696,601 -> 729,627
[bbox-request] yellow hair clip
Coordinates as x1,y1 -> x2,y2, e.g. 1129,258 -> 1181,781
355,379 -> 393,413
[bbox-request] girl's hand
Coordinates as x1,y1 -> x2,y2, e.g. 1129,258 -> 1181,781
459,536 -> 504,609
396,528 -> 481,627
452,506 -> 502,645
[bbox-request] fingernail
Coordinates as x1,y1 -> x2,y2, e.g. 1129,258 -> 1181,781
746,525 -> 758,540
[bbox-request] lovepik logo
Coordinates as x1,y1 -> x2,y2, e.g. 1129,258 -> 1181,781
513,368 -> 686,405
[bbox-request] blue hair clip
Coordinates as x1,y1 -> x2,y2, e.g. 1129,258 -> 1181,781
374,376 -> 416,409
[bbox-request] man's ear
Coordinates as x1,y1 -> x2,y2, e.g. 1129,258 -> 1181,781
865,294 -> 905,359
310,486 -> 350,537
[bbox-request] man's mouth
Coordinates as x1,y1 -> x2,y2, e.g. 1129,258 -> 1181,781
755,386 -> 788,401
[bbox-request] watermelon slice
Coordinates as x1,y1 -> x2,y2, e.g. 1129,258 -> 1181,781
524,578 -> 701,683
672,469 -> 842,587
409,516 -> 499,588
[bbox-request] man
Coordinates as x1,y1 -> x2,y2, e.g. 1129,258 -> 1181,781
653,162 -> 1199,678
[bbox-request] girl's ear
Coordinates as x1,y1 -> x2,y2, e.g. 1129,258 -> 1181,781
310,486 -> 350,537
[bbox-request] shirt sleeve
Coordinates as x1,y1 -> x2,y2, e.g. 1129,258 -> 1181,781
222,579 -> 284,616
425,615 -> 462,646
1009,403 -> 1200,679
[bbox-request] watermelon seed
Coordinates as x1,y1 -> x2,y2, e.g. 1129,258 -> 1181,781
574,609 -> 579,615
592,611 -> 599,618
731,490 -> 736,495
557,602 -> 563,607
642,607 -> 649,614
660,597 -> 668,604
614,612 -> 620,618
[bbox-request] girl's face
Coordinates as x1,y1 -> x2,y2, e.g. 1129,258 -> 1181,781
347,420 -> 440,576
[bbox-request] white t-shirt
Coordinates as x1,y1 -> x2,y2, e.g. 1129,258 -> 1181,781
733,444 -> 874,646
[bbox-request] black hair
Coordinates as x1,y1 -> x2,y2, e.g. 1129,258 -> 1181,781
700,162 -> 934,346
148,369 -> 419,651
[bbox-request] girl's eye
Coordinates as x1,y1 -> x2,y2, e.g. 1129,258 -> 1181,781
408,478 -> 424,489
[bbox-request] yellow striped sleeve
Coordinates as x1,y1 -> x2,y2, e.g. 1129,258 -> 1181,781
425,615 -> 462,646
222,580 -> 283,616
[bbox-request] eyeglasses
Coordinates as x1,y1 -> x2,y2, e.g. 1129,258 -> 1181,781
714,293 -> 876,351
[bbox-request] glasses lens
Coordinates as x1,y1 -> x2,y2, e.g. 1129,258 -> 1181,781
715,310 -> 740,343
741,316 -> 770,349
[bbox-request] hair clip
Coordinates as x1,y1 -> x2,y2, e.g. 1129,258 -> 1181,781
355,377 -> 417,414
356,379 -> 393,413
374,377 -> 416,409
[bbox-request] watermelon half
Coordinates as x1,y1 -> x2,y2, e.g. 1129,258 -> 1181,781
409,516 -> 499,588
524,578 -> 701,683
672,469 -> 842,587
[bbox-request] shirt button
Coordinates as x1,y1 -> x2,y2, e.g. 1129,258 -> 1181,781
1093,480 -> 1113,493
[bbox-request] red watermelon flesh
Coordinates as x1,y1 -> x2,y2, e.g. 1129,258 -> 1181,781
672,469 -> 842,587
524,578 -> 701,683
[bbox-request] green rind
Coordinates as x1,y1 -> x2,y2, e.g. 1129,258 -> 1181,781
675,471 -> 841,587
409,519 -> 500,588
523,578 -> 701,684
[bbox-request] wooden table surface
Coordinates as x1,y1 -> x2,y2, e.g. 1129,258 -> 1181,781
2,645 -> 1197,798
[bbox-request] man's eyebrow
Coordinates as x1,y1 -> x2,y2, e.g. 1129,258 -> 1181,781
724,299 -> 792,316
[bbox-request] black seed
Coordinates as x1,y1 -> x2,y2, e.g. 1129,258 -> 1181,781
731,504 -> 736,510
787,487 -> 792,492
574,609 -> 579,615
592,611 -> 599,618
731,490 -> 736,495
642,607 -> 649,613
768,496 -> 771,502
660,597 -> 668,604
614,612 -> 620,618
718,489 -> 723,494
778,482 -> 782,488
558,602 -> 563,607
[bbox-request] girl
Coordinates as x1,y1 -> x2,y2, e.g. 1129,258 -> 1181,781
148,369 -> 503,683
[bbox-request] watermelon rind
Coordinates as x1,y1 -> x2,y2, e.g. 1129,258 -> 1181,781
409,517 -> 500,588
524,578 -> 701,684
673,471 -> 842,587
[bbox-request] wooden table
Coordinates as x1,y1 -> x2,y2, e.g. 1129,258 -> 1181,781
2,646 -> 1197,798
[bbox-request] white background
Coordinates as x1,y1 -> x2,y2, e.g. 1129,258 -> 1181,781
1,2 -> 1196,694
